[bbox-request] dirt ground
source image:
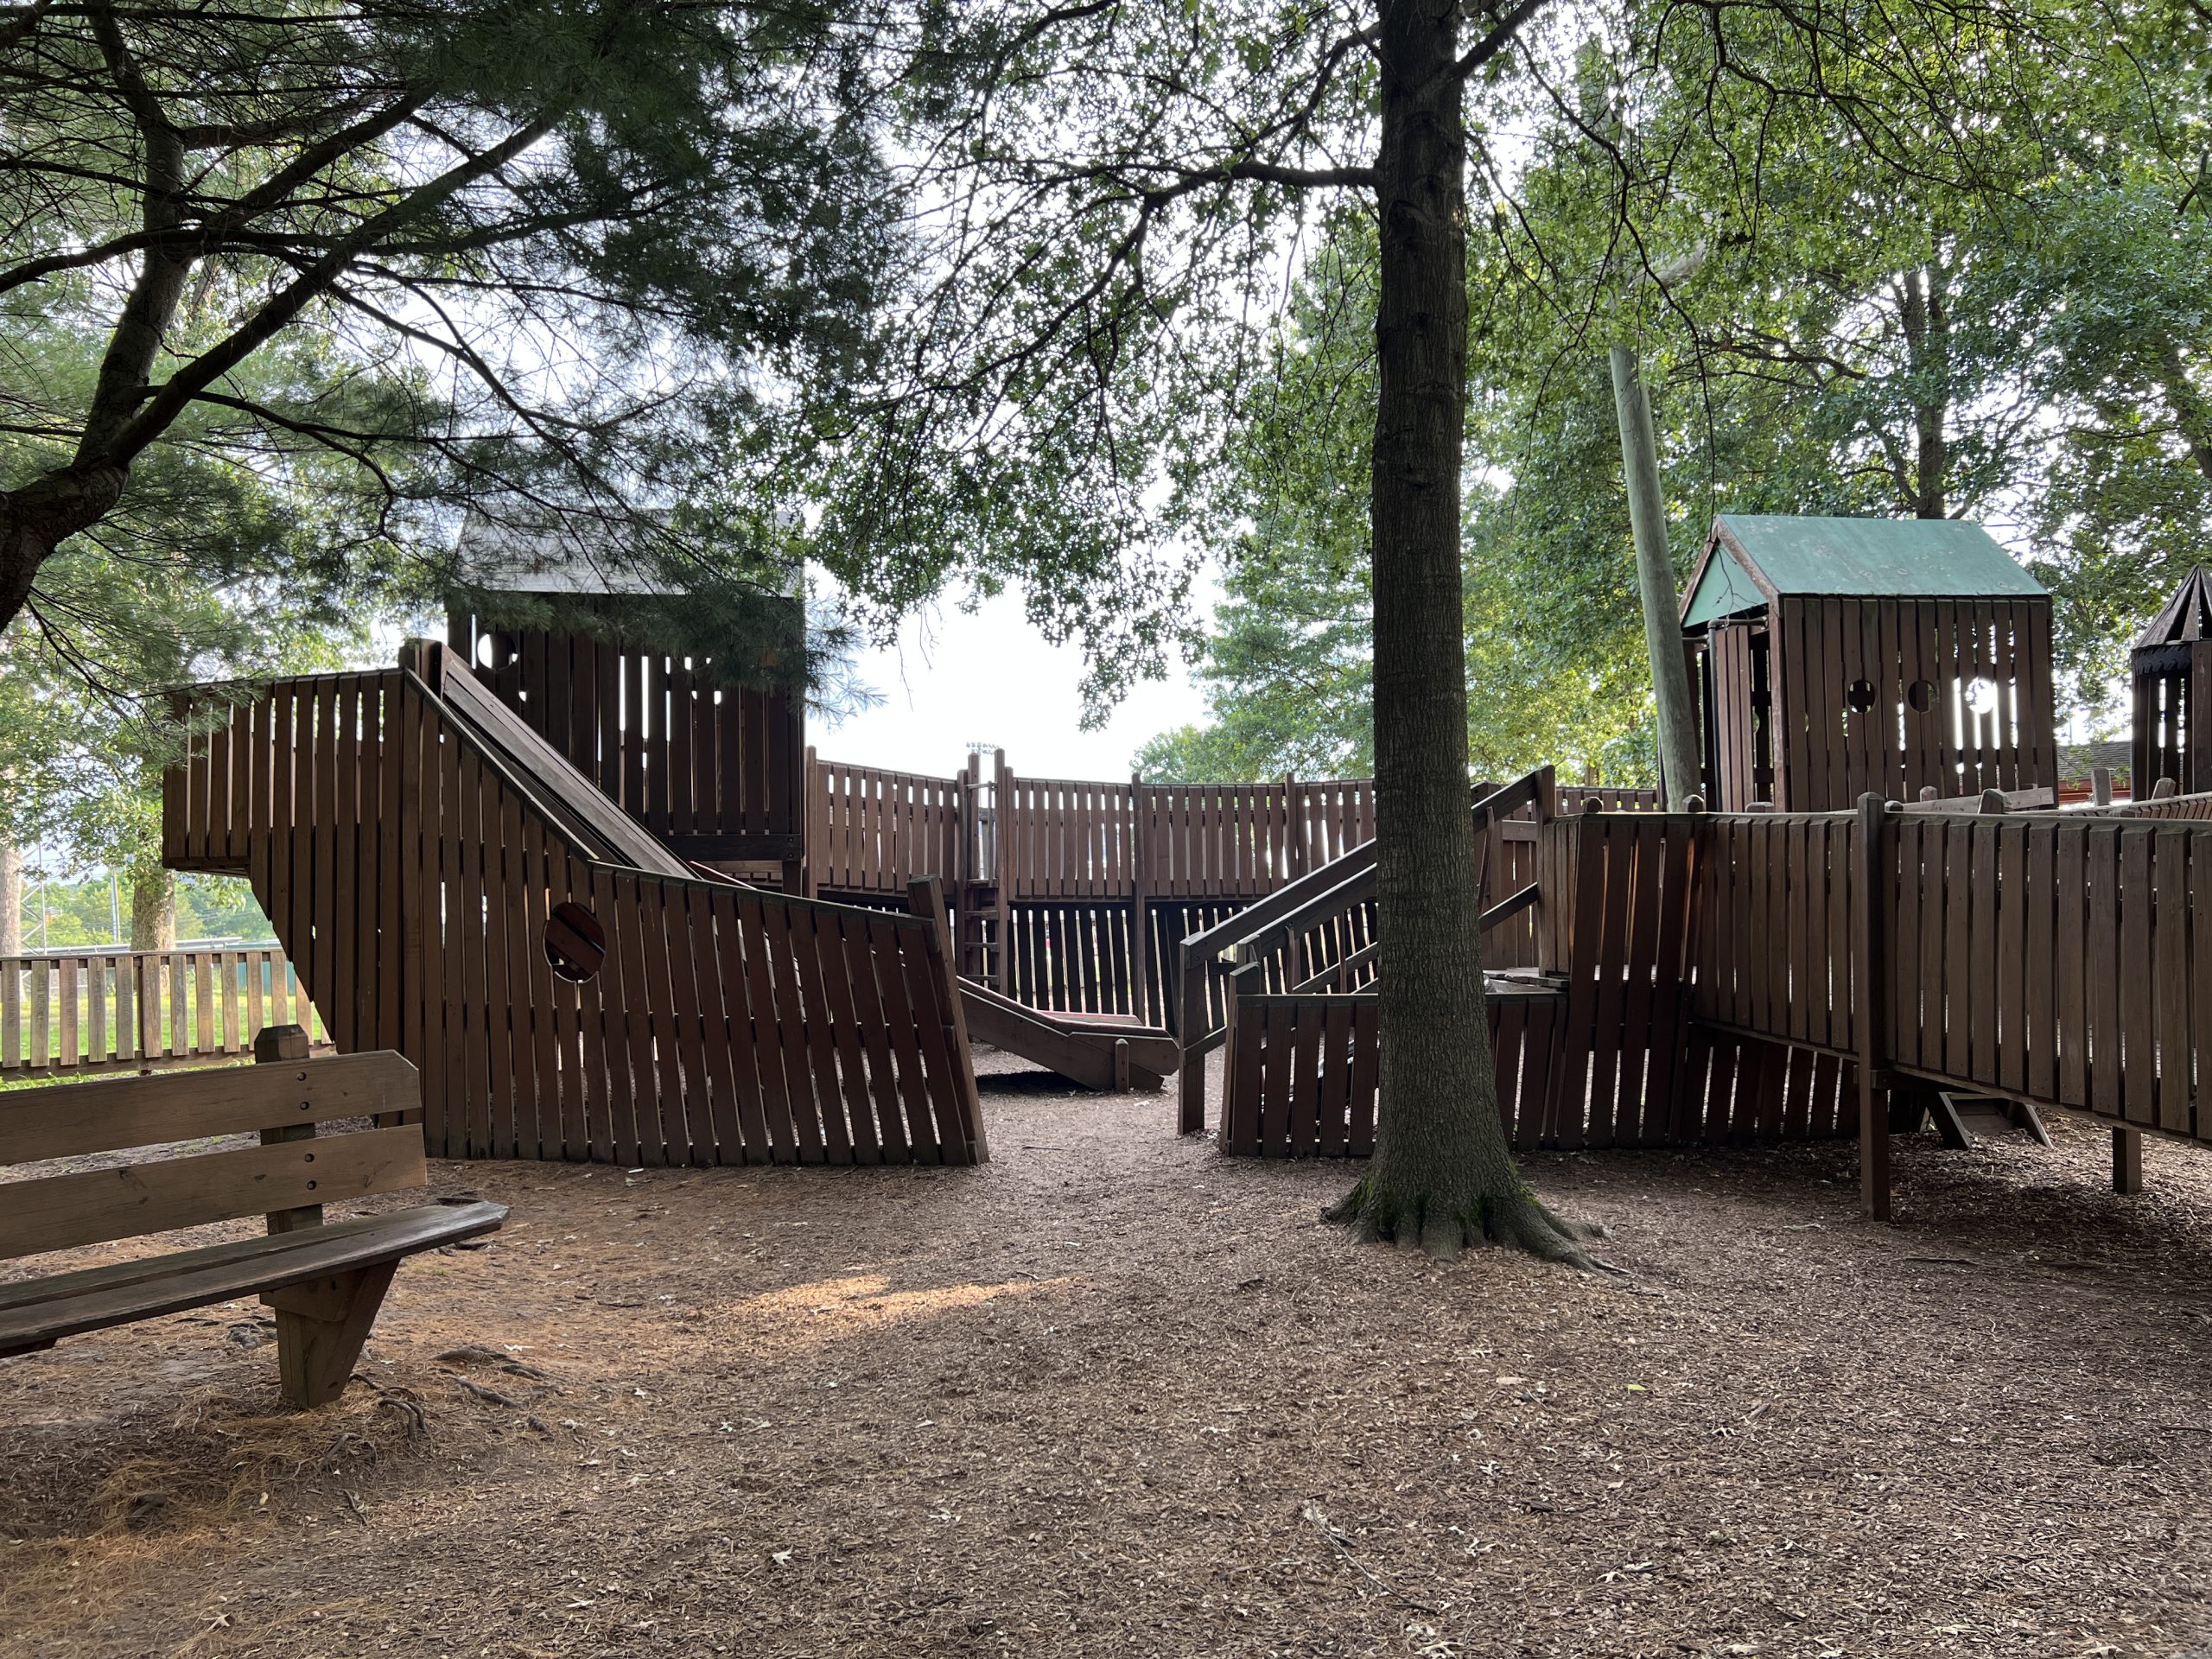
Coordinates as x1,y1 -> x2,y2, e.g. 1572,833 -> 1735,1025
8,1053 -> 2212,1659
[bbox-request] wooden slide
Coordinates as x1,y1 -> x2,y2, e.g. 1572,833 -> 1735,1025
957,979 -> 1178,1093
163,655 -> 988,1167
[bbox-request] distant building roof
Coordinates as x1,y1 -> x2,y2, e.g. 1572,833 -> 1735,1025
1681,515 -> 2048,628
453,512 -> 680,597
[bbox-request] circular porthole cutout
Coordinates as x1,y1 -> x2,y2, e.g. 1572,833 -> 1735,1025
1964,677 -> 1999,715
1846,677 -> 1878,713
474,632 -> 518,672
1905,678 -> 1936,714
544,901 -> 607,982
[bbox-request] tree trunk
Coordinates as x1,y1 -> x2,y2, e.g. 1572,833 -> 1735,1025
2157,343 -> 2212,484
1327,0 -> 1604,1265
1610,346 -> 1702,809
1897,265 -> 1948,518
130,866 -> 176,951
0,463 -> 129,628
0,841 -> 19,957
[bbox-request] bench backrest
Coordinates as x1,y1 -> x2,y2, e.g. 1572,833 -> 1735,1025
0,1052 -> 426,1261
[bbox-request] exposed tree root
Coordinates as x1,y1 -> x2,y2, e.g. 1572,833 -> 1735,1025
1326,1174 -> 1621,1272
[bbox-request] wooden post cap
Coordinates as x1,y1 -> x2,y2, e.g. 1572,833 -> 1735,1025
254,1024 -> 311,1063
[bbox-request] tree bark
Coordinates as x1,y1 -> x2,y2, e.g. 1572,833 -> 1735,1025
1897,265 -> 1948,518
130,866 -> 176,951
1610,346 -> 1702,808
0,841 -> 19,957
1327,0 -> 1603,1265
2157,343 -> 2212,484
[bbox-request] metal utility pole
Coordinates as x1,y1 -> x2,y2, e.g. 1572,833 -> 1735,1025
1609,346 -> 1703,809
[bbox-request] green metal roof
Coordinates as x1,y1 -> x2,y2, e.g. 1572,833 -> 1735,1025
1681,515 -> 2047,628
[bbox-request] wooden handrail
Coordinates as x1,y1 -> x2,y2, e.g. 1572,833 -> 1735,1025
1171,764 -> 1555,1132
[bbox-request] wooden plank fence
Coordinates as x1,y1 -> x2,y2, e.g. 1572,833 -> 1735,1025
444,611 -> 807,868
0,949 -> 322,1076
1219,985 -> 1567,1156
164,659 -> 984,1167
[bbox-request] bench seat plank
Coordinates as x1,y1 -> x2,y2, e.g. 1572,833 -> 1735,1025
0,1199 -> 505,1356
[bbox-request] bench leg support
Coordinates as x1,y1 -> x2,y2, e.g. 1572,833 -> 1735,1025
264,1262 -> 398,1408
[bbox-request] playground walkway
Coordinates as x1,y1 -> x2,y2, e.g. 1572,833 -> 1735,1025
5,1058 -> 2212,1658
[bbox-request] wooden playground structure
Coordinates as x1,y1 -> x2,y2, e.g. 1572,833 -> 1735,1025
146,518 -> 2212,1219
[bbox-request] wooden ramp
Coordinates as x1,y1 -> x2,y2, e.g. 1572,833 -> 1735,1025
163,648 -> 986,1168
958,979 -> 1176,1092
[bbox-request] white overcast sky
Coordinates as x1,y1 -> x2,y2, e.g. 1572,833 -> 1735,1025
813,582 -> 1211,780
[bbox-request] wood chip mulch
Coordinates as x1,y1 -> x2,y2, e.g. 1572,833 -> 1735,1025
6,1052 -> 2212,1657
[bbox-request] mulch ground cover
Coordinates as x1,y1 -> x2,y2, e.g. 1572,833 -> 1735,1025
6,1051 -> 2212,1658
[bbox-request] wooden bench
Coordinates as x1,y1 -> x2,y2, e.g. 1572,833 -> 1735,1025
0,1031 -> 505,1407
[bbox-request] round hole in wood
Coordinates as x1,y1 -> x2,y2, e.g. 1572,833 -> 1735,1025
1905,678 -> 1936,713
474,631 -> 518,672
1847,677 -> 1878,712
544,901 -> 607,983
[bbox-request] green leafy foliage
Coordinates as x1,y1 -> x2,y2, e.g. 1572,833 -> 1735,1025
1147,0 -> 2212,779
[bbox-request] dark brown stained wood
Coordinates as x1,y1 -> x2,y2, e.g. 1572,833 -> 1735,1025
1588,826 -> 1634,1145
1551,819 -> 1604,1148
313,682 -> 340,1035
1941,821 -> 1971,1078
1834,817 -> 1859,1053
2088,826 -> 2123,1117
1967,820 -> 1998,1087
1764,815 -> 1790,1046
2,1125 -> 429,1258
1786,817 -> 1811,1046
1916,821 -> 1946,1077
2194,827 -> 2212,1141
2155,826 -> 2193,1135
454,743 -> 493,1160
839,910 -> 907,1162
528,821 -> 576,1158
0,1052 -> 418,1164
636,880 -> 691,1164
741,890 -> 805,1163
1256,996 -> 1291,1156
2023,822 -> 2056,1103
752,898 -> 814,1167
784,906 -> 848,1162
417,708 -> 457,1159
685,886 -> 743,1165
333,680 -> 361,1052
1287,997 -> 1320,1154
591,862 -> 639,1166
2120,829 -> 2156,1126
2056,823 -> 2089,1108
1225,983 -> 1262,1156
1610,820 -> 1656,1143
1743,818 -> 1770,1034
715,893 -> 775,1161
396,685 -> 424,1092
0,1201 -> 504,1360
1319,996 -> 1352,1157
884,920 -> 953,1160
1646,823 -> 1694,1142
482,776 -> 522,1160
815,909 -> 880,1162
660,881 -> 715,1164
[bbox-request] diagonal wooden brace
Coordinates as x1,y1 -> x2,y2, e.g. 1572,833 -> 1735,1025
262,1260 -> 398,1408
